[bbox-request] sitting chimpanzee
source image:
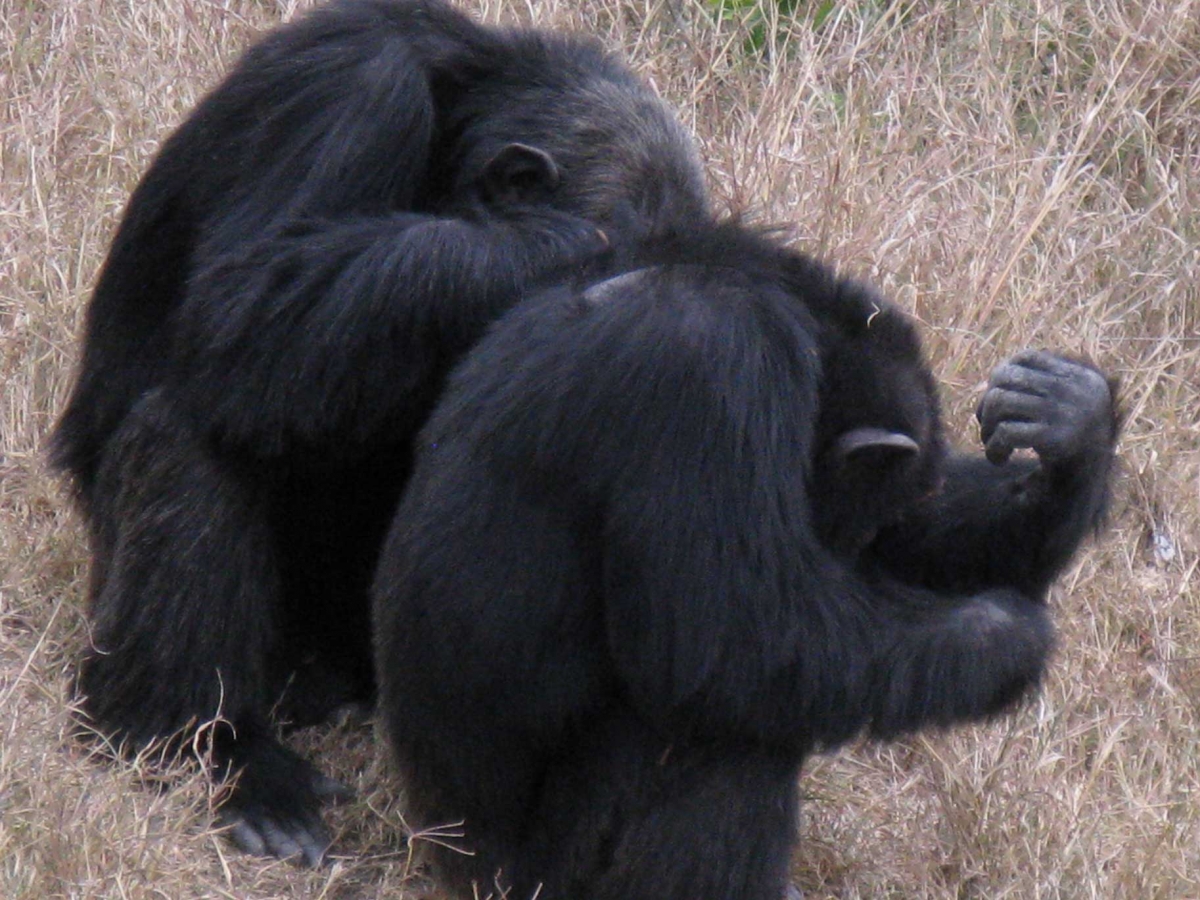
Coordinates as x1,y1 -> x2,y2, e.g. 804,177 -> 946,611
51,0 -> 709,865
373,222 -> 1119,900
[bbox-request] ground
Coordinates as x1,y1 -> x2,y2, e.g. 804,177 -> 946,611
2,0 -> 1198,897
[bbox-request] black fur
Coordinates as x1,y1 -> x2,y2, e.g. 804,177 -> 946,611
373,222 -> 1119,899
51,0 -> 708,865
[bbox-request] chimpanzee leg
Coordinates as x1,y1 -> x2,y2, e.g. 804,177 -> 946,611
79,388 -> 339,864
518,711 -> 801,900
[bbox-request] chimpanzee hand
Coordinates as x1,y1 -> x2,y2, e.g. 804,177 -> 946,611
976,350 -> 1116,468
507,207 -> 612,271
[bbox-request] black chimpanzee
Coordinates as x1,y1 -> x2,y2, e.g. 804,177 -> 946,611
51,0 -> 709,865
373,222 -> 1120,900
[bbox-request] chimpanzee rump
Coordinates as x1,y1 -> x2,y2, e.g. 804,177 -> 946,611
373,222 -> 1119,900
51,0 -> 709,864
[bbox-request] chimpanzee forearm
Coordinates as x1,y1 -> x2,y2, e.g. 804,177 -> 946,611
864,446 -> 1115,597
170,210 -> 605,457
864,581 -> 1054,739
609,544 -> 1054,752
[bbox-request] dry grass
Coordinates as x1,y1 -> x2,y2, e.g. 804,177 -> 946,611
2,0 -> 1197,897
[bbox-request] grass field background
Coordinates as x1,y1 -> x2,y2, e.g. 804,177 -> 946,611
2,0 -> 1198,896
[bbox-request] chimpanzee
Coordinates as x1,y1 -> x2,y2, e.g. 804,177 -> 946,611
373,222 -> 1119,900
50,0 -> 709,865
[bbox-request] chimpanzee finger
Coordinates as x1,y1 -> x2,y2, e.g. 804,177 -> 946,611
977,351 -> 1054,423
997,351 -> 1111,413
985,358 -> 1057,399
977,388 -> 1046,445
1006,348 -> 1089,378
984,421 -> 1046,465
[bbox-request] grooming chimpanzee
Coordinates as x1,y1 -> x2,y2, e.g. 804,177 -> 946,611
373,222 -> 1119,900
51,0 -> 708,865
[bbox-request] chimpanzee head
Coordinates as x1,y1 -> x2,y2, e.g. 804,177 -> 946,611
809,282 -> 947,558
434,30 -> 710,239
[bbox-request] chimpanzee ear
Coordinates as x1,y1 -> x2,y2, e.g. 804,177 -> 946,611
835,427 -> 920,463
480,143 -> 560,207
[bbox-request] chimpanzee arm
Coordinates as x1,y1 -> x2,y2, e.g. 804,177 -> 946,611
478,270 -> 1054,753
866,351 -> 1119,597
169,0 -> 487,228
52,0 -> 486,488
157,0 -> 606,459
171,210 -> 604,459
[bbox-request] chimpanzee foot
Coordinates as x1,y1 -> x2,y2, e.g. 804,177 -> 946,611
215,731 -> 351,866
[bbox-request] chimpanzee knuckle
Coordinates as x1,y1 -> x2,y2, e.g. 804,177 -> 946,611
993,364 -> 1046,398
1007,350 -> 1041,374
1011,349 -> 1063,377
978,396 -> 1005,439
1010,348 -> 1044,365
1034,349 -> 1070,369
988,420 -> 1015,448
979,418 -> 996,445
985,431 -> 1014,464
987,361 -> 1017,390
981,421 -> 1008,451
1047,359 -> 1081,385
1027,349 -> 1083,377
1047,353 -> 1079,372
1028,366 -> 1064,395
979,409 -> 1007,441
977,387 -> 997,417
